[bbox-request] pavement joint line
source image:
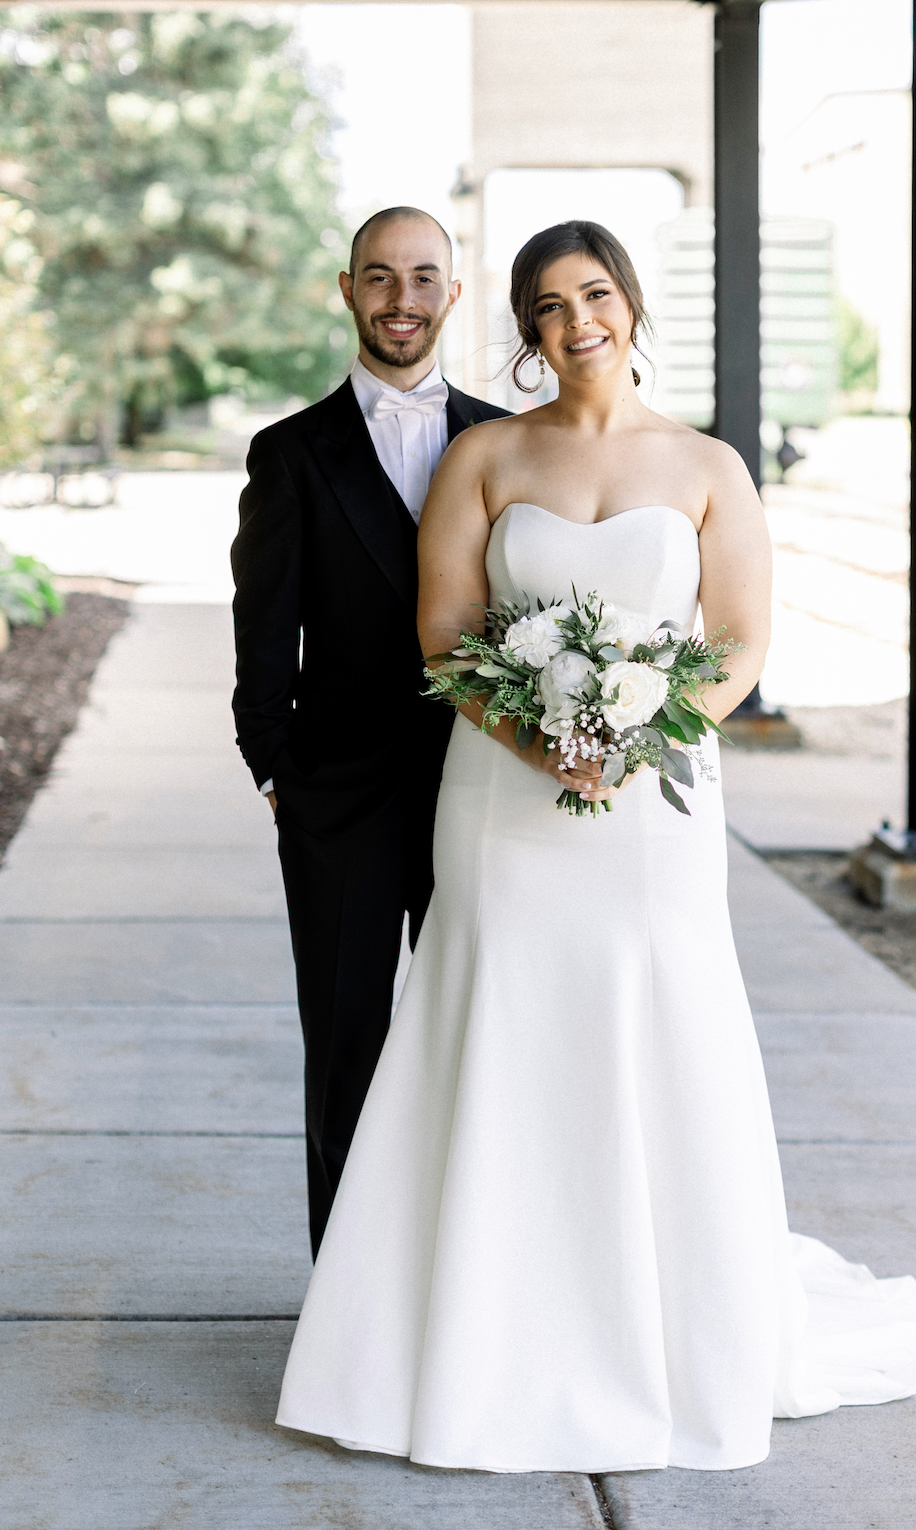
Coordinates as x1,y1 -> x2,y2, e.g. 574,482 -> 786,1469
3,1131 -> 913,1145
752,846 -> 851,859
0,1129 -> 305,1139
0,1314 -> 300,1323
0,1000 -> 299,1009
727,824 -> 804,858
588,1475 -> 619,1528
0,845 -> 278,853
776,1138 -> 916,1146
3,1132 -> 913,1145
0,916 -> 289,925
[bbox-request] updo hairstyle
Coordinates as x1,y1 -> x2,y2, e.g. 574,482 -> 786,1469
509,219 -> 650,393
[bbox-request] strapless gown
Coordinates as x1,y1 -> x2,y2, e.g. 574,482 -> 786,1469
276,503 -> 916,1472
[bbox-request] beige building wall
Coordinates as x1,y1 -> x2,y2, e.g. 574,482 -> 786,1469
450,1 -> 713,392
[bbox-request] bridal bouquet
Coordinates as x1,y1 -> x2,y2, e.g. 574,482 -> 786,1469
424,590 -> 738,817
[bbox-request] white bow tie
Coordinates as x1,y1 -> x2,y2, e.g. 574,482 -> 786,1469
369,382 -> 449,420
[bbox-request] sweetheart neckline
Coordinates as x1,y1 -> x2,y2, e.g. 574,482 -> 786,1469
496,502 -> 699,537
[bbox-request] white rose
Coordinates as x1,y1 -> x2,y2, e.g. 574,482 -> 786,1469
591,604 -> 649,655
537,651 -> 597,735
598,661 -> 669,730
501,604 -> 572,670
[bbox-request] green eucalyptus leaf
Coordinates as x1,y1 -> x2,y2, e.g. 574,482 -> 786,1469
659,775 -> 691,815
662,700 -> 702,742
660,748 -> 694,788
600,753 -> 627,788
658,719 -> 688,745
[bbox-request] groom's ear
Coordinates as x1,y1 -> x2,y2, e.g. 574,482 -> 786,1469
339,270 -> 355,312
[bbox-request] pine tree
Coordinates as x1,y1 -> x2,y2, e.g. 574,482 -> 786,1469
0,10 -> 352,449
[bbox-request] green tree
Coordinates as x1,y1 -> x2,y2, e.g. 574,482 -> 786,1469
0,10 -> 351,449
837,297 -> 879,400
0,193 -> 75,468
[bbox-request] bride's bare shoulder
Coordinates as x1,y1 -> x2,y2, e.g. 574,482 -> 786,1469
435,410 -> 526,476
644,410 -> 756,488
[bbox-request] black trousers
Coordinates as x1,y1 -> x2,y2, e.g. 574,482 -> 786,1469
275,780 -> 438,1257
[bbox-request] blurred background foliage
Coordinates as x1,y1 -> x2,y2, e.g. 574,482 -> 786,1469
837,297 -> 879,407
0,8 -> 352,456
0,193 -> 76,468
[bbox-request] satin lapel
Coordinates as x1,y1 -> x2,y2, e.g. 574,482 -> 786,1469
446,385 -> 475,443
307,381 -> 415,607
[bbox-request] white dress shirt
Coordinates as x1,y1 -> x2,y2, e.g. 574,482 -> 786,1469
260,357 -> 450,798
349,355 -> 450,525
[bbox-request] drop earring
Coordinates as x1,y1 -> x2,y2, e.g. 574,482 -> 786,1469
536,350 -> 546,384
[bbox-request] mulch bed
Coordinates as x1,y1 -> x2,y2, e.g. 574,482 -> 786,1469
0,591 -> 131,861
765,851 -> 916,991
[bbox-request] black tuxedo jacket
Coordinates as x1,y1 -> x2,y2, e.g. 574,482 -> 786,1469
231,377 -> 509,838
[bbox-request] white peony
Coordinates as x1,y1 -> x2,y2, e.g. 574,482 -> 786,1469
598,661 -> 669,730
501,604 -> 572,670
591,604 -> 649,655
538,651 -> 597,735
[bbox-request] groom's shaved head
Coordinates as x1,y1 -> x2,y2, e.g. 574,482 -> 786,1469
349,207 -> 453,277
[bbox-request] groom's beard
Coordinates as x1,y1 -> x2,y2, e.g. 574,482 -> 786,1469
352,304 -> 449,370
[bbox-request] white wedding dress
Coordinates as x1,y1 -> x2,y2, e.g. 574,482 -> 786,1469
276,503 -> 916,1472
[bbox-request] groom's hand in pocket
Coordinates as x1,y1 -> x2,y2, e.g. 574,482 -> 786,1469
266,790 -> 278,819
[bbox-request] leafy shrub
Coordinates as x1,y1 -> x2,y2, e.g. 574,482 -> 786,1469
0,545 -> 64,626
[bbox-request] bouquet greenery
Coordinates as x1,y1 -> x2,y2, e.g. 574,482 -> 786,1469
424,589 -> 739,817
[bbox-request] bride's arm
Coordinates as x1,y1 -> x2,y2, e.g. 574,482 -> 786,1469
417,428 -> 602,794
696,442 -> 773,725
417,427 -> 492,657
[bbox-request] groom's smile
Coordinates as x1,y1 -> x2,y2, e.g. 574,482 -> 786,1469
377,317 -> 427,341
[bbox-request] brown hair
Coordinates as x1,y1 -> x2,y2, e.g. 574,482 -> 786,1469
508,220 -> 651,393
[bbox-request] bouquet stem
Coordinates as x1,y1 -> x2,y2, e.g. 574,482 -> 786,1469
556,789 -> 613,817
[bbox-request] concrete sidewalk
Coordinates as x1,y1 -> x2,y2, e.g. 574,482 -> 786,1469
601,832 -> 916,1529
2,604 -> 916,1529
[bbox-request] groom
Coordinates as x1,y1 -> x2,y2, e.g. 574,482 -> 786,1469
231,207 -> 509,1254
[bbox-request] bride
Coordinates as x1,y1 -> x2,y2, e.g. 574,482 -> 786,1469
276,220 -> 916,1473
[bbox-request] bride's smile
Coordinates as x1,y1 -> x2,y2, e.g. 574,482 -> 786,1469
567,334 -> 608,352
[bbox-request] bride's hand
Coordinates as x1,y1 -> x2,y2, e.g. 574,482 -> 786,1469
521,736 -> 641,804
463,708 -> 643,803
